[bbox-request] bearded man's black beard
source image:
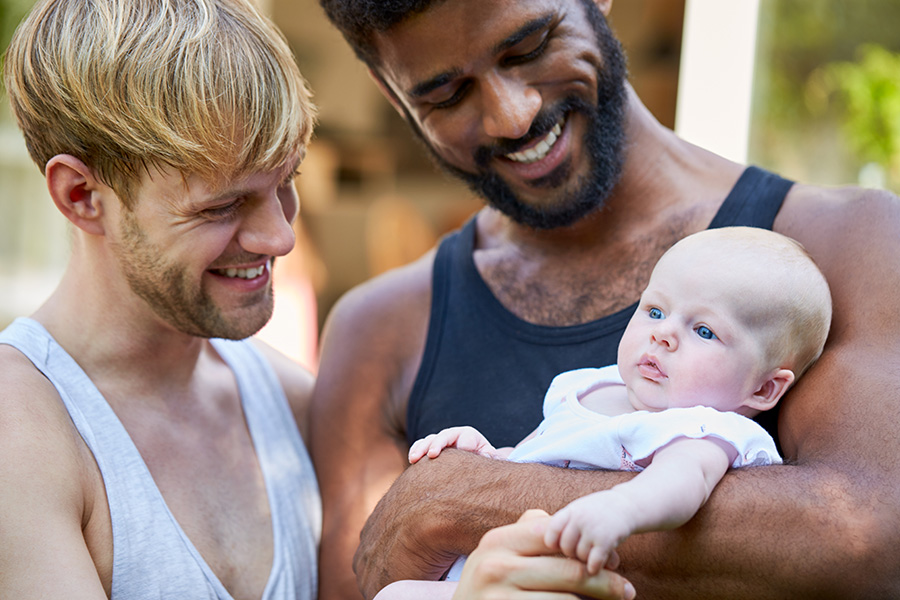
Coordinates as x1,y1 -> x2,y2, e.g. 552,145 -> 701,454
394,0 -> 629,230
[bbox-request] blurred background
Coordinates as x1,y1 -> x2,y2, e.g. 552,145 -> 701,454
2,0 -> 899,372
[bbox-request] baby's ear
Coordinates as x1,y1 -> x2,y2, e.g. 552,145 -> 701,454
745,369 -> 795,413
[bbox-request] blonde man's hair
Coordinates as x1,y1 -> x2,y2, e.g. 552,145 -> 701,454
4,0 -> 316,206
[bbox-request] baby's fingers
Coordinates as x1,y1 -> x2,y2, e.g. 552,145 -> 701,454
607,549 -> 621,571
586,546 -> 612,575
556,520 -> 584,561
427,429 -> 463,457
408,435 -> 435,463
543,509 -> 570,550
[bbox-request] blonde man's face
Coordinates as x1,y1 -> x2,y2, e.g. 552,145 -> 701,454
107,159 -> 301,340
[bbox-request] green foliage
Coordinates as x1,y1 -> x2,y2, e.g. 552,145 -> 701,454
749,0 -> 900,187
0,0 -> 29,55
807,45 -> 900,169
0,0 -> 29,122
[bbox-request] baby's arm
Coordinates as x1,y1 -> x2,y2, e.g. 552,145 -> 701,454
409,426 -> 512,464
545,436 -> 736,574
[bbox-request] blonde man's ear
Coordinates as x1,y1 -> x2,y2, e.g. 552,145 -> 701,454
45,154 -> 109,236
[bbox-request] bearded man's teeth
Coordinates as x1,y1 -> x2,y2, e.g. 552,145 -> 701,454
506,121 -> 564,164
219,265 -> 265,279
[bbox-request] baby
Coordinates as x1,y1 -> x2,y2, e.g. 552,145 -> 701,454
409,226 -> 832,580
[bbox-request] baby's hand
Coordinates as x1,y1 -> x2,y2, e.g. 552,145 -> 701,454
408,426 -> 498,464
544,491 -> 631,574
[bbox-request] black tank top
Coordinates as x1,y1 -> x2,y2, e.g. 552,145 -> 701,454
407,166 -> 794,452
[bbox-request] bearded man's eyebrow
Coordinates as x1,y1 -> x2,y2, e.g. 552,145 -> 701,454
409,68 -> 464,99
493,13 -> 553,54
407,13 -> 553,99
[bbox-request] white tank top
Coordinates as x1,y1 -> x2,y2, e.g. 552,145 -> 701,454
0,318 -> 320,600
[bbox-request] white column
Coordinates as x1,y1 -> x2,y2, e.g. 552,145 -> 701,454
675,0 -> 761,163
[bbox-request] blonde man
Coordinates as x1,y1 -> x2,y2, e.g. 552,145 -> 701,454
0,0 -> 319,599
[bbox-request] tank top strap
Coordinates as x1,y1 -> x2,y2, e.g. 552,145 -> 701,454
406,226 -> 460,441
211,339 -> 320,600
708,165 -> 794,229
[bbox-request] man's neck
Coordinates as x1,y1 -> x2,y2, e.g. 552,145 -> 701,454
32,259 -> 212,396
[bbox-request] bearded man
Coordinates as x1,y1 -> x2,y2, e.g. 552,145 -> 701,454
311,1 -> 900,598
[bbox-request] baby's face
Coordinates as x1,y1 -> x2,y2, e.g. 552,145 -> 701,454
617,243 -> 772,416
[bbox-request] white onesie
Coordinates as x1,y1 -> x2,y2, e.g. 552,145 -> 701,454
445,365 -> 781,581
508,365 -> 781,470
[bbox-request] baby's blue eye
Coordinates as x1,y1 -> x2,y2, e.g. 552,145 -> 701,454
696,325 -> 716,340
648,308 -> 664,320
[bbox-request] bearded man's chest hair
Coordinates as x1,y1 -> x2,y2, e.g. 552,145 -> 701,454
476,236 -> 679,327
